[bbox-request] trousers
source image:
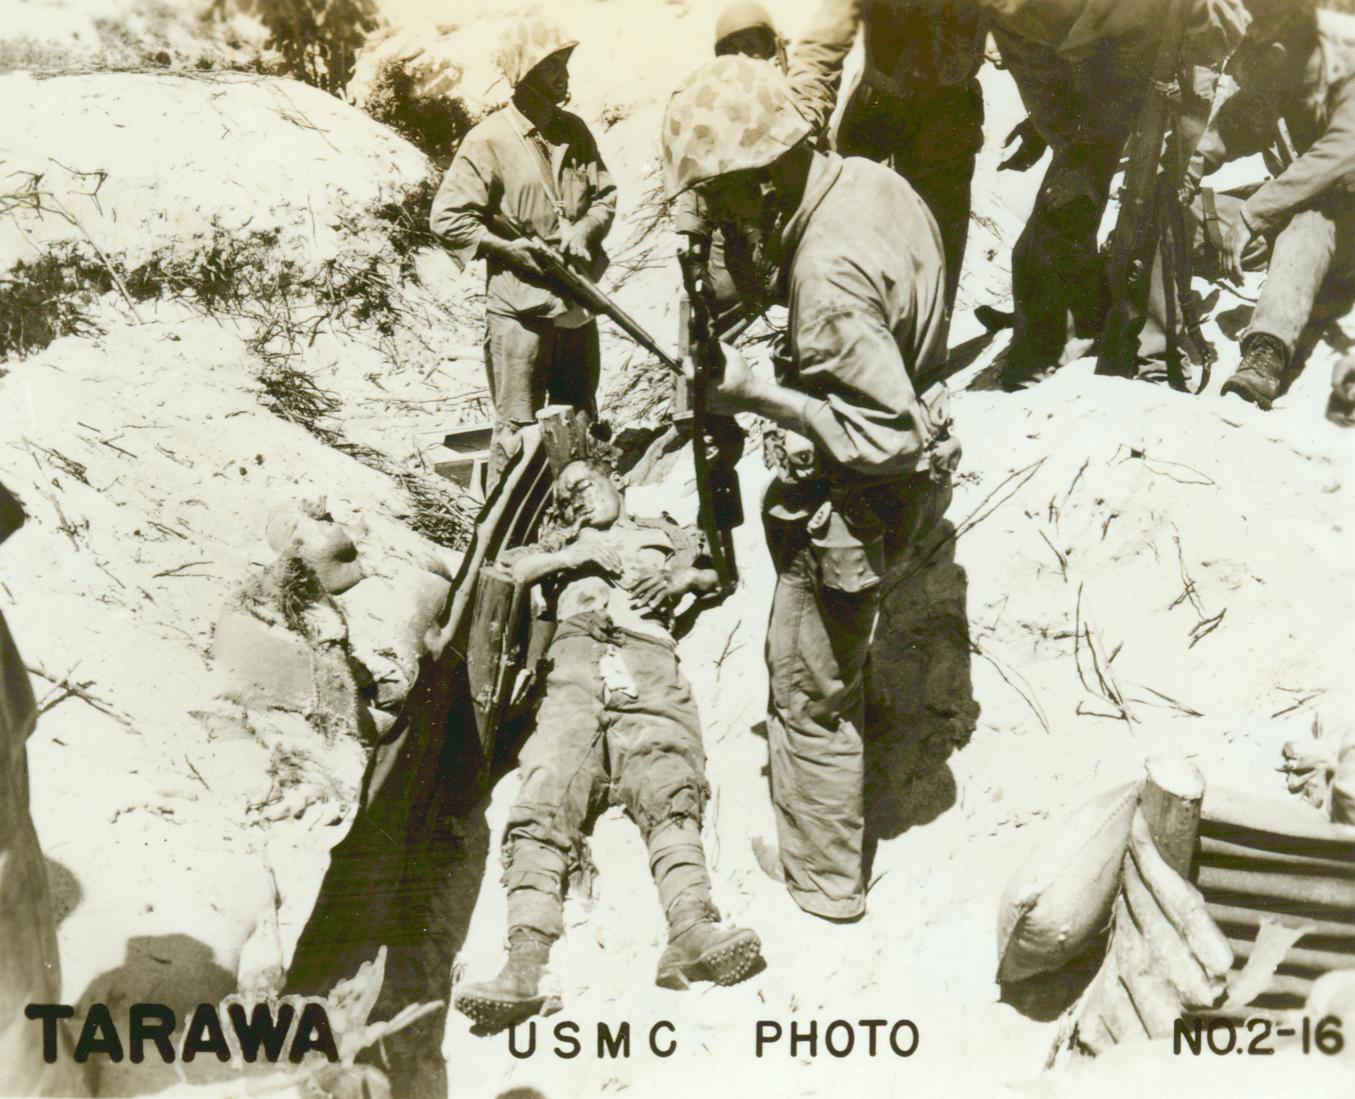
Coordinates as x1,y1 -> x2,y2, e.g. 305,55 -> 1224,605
483,311 -> 600,491
502,626 -> 715,940
836,78 -> 984,310
764,472 -> 950,919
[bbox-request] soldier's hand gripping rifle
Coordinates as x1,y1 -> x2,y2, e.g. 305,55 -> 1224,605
677,235 -> 744,594
497,213 -> 742,590
1096,0 -> 1215,391
498,212 -> 684,375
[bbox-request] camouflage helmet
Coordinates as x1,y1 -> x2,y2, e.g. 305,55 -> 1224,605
661,56 -> 811,197
495,20 -> 578,88
715,0 -> 776,50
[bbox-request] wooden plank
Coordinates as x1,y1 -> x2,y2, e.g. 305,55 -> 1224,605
1202,786 -> 1355,851
1140,756 -> 1204,879
1225,934 -> 1355,975
1206,901 -> 1355,944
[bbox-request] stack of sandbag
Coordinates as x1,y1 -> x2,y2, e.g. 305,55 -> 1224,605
1021,757 -> 1355,1061
1069,771 -> 1234,1053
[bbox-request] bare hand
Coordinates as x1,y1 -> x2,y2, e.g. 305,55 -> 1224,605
1219,213 -> 1256,285
504,238 -> 549,278
682,342 -> 753,416
565,536 -> 622,576
558,222 -> 593,268
629,565 -> 675,610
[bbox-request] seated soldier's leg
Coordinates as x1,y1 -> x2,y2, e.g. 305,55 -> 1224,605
1224,207 -> 1340,410
766,544 -> 878,921
545,319 -> 601,419
605,640 -> 763,987
454,636 -> 605,1030
484,311 -> 552,493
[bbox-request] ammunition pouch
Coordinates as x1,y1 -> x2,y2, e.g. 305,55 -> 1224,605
763,477 -> 886,594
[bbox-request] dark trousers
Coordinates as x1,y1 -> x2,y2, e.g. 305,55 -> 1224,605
836,78 -> 985,311
483,312 -> 599,491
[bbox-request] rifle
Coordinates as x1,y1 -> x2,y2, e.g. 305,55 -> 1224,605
498,212 -> 682,375
1096,0 -> 1214,391
677,236 -> 744,593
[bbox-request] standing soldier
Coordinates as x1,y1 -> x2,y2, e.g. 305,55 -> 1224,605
788,0 -> 988,310
674,1 -> 789,318
984,0 -> 1250,389
662,57 -> 959,922
431,21 -> 616,490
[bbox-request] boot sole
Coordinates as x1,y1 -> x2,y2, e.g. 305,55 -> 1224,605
657,929 -> 763,990
454,990 -> 555,1033
1220,374 -> 1276,411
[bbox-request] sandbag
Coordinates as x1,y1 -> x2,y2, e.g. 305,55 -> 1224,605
1332,737 -> 1355,826
997,780 -> 1140,983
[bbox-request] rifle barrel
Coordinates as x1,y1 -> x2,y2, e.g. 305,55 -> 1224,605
499,214 -> 682,374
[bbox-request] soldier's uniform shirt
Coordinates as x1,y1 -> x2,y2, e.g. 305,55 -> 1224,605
429,101 -> 616,489
430,101 -> 616,322
762,151 -> 953,920
1200,13 -> 1355,233
778,153 -> 947,477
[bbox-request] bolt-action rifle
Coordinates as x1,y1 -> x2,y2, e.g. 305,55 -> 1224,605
677,235 -> 744,593
498,212 -> 682,374
496,214 -> 743,589
1096,0 -> 1214,391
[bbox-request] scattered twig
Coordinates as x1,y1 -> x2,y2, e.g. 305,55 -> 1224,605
99,437 -> 137,459
153,560 -> 212,578
1132,684 -> 1205,718
27,663 -> 136,730
183,754 -> 211,792
1270,691 -> 1324,719
1037,529 -> 1068,581
972,638 -> 1051,735
1188,608 -> 1227,648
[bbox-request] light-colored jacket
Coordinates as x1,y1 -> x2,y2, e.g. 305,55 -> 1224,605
430,102 -> 616,321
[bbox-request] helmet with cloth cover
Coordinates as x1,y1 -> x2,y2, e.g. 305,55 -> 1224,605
660,55 -> 811,198
496,19 -> 578,87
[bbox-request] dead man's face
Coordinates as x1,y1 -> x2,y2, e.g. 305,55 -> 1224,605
558,462 -> 621,529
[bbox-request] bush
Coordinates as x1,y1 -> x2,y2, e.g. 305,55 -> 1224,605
241,0 -> 379,95
361,55 -> 474,169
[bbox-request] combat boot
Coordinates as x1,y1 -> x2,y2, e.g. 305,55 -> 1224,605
1221,333 -> 1287,410
453,929 -> 558,1032
655,920 -> 764,990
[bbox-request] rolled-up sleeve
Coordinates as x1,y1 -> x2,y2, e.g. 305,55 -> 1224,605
792,302 -> 926,475
1244,79 -> 1355,231
787,0 -> 861,134
429,131 -> 496,267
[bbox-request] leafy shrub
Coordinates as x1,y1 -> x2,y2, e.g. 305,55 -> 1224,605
241,0 -> 379,95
